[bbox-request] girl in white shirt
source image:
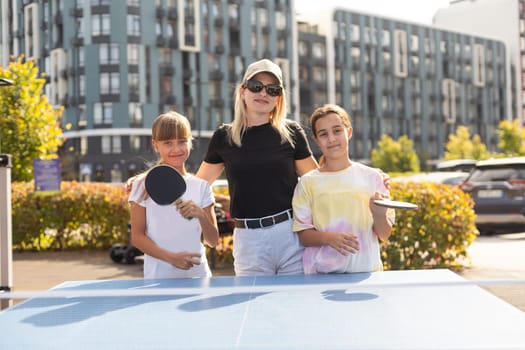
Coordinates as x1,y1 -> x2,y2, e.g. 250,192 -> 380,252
128,111 -> 219,278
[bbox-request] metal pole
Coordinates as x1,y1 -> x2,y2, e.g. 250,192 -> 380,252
0,78 -> 13,309
0,154 -> 13,310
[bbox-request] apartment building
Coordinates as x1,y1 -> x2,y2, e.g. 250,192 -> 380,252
298,8 -> 508,160
0,0 -> 511,180
0,0 -> 297,182
434,0 -> 524,125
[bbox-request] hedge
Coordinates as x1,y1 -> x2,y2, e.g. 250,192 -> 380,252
11,181 -> 129,250
10,180 -> 478,270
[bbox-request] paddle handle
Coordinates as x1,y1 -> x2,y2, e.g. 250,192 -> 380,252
174,198 -> 192,220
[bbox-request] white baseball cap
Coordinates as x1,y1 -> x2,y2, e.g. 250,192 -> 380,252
242,59 -> 283,86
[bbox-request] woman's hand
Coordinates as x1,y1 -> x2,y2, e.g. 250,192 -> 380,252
124,175 -> 138,194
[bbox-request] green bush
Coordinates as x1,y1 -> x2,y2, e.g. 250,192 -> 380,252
12,181 -> 129,250
382,181 -> 478,270
11,181 -> 478,271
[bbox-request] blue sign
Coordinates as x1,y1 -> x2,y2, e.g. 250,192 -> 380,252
33,159 -> 61,192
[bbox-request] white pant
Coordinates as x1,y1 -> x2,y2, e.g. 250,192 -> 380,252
232,218 -> 304,276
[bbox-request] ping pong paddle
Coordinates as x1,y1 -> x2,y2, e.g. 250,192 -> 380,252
374,199 -> 418,210
145,164 -> 187,206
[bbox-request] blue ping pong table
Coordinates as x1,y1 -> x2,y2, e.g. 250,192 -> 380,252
0,269 -> 524,349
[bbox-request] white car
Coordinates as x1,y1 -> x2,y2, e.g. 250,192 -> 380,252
393,171 -> 470,186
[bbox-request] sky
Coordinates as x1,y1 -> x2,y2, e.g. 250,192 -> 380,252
295,0 -> 452,25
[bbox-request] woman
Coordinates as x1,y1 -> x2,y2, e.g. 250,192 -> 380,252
196,59 -> 318,276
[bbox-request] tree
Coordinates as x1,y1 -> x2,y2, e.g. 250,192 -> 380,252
0,56 -> 64,181
371,134 -> 420,172
444,126 -> 489,160
497,119 -> 525,157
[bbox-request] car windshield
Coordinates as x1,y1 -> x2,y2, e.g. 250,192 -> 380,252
468,166 -> 525,182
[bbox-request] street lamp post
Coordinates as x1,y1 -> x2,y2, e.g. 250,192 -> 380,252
0,77 -> 13,310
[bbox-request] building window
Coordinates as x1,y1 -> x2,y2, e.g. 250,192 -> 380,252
442,78 -> 456,124
24,3 -> 40,60
94,102 -> 113,125
473,44 -> 485,87
94,164 -> 104,182
50,48 -> 68,105
80,136 -> 87,155
312,43 -> 325,59
127,14 -> 141,36
179,0 -> 201,52
76,17 -> 84,38
100,43 -> 119,65
76,47 -> 85,68
79,74 -> 85,96
127,44 -> 139,65
111,163 -> 122,183
275,10 -> 287,30
100,72 -> 120,94
101,135 -> 121,154
92,14 -> 110,36
129,73 -> 139,95
298,41 -> 308,57
130,135 -> 141,152
394,30 -> 408,78
159,48 -> 172,65
129,103 -> 142,125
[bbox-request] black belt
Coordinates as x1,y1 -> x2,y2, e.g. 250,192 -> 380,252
234,209 -> 293,229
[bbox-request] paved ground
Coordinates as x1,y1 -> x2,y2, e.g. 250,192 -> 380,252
7,234 -> 525,312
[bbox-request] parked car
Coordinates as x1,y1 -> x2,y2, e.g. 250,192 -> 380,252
435,159 -> 477,172
459,157 -> 525,234
393,171 -> 470,186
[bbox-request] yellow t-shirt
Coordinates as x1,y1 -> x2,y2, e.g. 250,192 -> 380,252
292,163 -> 394,273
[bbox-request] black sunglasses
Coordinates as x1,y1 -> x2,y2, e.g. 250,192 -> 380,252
243,80 -> 283,97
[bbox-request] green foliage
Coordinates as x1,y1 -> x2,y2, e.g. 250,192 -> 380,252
0,56 -> 64,181
371,134 -> 420,172
497,119 -> 525,157
381,181 -> 478,270
444,126 -> 490,160
11,181 -> 478,271
11,181 -> 129,250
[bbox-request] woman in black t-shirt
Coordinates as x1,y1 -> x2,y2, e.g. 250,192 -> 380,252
197,59 -> 318,276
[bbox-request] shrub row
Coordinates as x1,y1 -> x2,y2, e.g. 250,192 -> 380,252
10,180 -> 478,270
12,181 -> 129,250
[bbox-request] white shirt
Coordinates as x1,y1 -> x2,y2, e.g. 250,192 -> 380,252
129,174 -> 214,278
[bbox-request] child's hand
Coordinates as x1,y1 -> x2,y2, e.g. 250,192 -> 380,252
325,232 -> 360,256
169,252 -> 202,270
176,200 -> 204,219
370,192 -> 388,216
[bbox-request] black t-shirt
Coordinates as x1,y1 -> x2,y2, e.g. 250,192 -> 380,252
204,121 -> 313,218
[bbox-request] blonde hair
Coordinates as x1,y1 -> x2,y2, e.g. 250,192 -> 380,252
137,111 -> 192,201
229,83 -> 292,147
152,111 -> 192,146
